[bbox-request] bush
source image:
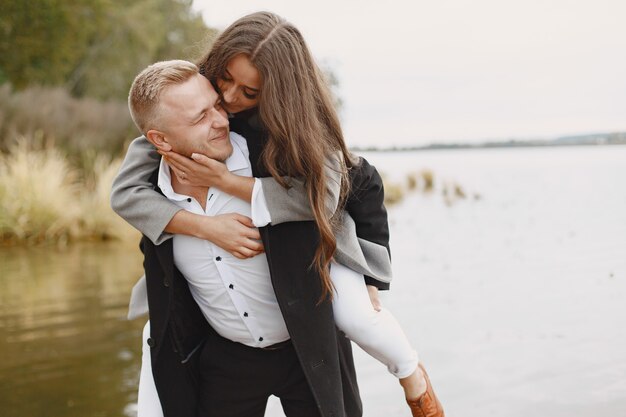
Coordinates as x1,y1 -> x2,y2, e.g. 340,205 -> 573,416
0,84 -> 136,157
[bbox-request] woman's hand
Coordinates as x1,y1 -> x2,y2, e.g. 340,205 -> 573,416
199,213 -> 264,259
366,285 -> 382,312
159,150 -> 230,188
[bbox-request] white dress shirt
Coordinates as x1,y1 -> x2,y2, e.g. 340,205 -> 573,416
157,132 -> 288,348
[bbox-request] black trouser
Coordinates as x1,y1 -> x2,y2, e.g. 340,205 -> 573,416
196,331 -> 321,417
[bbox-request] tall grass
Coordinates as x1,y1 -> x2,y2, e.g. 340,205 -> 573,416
79,153 -> 139,241
0,139 -> 138,245
0,140 -> 79,243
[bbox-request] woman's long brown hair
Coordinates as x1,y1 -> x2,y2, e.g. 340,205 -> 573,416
198,12 -> 353,301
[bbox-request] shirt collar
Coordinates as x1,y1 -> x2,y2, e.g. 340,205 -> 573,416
224,132 -> 249,173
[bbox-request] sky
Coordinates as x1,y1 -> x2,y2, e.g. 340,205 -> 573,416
192,0 -> 626,147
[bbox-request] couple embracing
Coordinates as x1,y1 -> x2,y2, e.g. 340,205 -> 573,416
111,11 -> 444,417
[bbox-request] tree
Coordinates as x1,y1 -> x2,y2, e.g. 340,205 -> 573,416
0,0 -> 216,99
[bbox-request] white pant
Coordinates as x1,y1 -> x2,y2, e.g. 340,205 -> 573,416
137,263 -> 418,416
330,262 -> 418,379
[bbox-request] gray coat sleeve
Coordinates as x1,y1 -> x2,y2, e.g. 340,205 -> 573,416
110,136 -> 180,245
259,152 -> 343,224
334,215 -> 392,284
259,153 -> 392,284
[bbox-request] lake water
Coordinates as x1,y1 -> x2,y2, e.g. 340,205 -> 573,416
2,145 -> 625,417
0,242 -> 145,417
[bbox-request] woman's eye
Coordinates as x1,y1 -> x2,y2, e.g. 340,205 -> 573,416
243,91 -> 258,100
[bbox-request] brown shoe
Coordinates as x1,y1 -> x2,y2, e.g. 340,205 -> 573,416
406,363 -> 444,417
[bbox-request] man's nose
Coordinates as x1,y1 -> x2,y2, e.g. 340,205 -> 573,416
211,108 -> 229,127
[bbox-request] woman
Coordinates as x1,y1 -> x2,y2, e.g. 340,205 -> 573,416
112,11 -> 443,417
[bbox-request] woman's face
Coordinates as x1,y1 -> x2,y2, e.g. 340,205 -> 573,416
217,54 -> 261,114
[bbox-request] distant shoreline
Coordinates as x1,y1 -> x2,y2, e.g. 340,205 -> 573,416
351,132 -> 626,152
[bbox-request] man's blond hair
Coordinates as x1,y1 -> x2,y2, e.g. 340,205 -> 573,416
128,60 -> 199,134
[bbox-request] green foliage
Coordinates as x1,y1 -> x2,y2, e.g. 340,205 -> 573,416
0,0 -> 216,100
1,0 -> 107,89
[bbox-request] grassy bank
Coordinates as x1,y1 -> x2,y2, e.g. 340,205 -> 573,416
0,85 -> 139,245
0,140 -> 138,245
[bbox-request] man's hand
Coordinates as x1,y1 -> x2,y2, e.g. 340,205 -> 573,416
199,213 -> 264,259
366,285 -> 382,312
159,150 -> 230,188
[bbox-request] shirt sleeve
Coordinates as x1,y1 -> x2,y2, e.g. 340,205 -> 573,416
250,178 -> 272,227
110,136 -> 181,244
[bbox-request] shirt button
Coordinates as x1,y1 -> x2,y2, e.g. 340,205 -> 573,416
243,312 -> 248,317
186,198 -> 192,202
216,256 -> 222,261
228,284 -> 234,289
258,337 -> 264,342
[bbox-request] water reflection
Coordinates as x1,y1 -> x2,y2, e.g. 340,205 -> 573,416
0,241 -> 145,417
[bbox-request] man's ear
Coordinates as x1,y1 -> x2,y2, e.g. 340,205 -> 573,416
146,129 -> 172,152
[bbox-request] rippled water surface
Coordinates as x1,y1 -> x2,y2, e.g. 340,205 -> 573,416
0,242 -> 144,417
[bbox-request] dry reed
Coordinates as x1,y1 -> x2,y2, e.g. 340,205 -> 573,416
0,140 -> 80,243
381,168 -> 473,207
0,138 -> 138,244
78,154 -> 140,241
421,169 -> 434,191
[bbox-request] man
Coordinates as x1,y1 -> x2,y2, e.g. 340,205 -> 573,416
126,60 -> 358,417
